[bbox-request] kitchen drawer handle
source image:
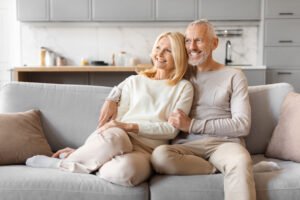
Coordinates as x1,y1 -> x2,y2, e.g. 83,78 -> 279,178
279,12 -> 294,16
279,40 -> 293,43
277,72 -> 292,75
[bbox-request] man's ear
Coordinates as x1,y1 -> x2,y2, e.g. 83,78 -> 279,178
211,37 -> 219,50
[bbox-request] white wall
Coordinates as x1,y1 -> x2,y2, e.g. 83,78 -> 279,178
0,0 -> 20,81
20,23 -> 259,67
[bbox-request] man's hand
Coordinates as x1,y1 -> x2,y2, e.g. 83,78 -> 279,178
52,147 -> 75,158
97,100 -> 118,128
168,109 -> 192,133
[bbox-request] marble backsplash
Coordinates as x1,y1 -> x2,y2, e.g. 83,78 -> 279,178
20,23 -> 259,67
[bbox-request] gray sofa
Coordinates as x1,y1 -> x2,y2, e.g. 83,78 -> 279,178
0,81 -> 299,200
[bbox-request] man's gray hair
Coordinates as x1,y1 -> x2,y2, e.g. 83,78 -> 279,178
187,19 -> 217,38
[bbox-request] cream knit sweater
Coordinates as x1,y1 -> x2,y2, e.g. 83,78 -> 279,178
115,75 -> 194,149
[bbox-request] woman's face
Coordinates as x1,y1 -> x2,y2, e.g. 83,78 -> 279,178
152,36 -> 175,73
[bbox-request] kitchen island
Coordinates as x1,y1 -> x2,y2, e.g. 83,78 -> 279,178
12,66 -> 150,87
12,65 -> 266,87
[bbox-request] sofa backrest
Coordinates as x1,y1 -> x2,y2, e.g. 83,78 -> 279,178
0,82 -> 112,151
0,82 -> 294,155
245,83 -> 294,155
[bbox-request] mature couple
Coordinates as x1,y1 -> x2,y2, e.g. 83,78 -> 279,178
26,19 -> 255,200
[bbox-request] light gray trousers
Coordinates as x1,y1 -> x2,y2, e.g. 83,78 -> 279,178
151,137 -> 256,200
59,127 -> 152,187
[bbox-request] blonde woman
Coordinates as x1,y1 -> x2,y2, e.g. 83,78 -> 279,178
26,32 -> 194,187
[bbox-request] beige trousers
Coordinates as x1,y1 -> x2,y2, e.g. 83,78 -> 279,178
59,127 -> 152,186
151,137 -> 256,200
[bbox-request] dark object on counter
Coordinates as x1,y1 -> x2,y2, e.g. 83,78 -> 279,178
91,61 -> 109,66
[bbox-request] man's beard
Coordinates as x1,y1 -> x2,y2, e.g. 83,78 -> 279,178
188,51 -> 209,66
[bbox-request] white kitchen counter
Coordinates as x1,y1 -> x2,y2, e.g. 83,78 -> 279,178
228,65 -> 266,70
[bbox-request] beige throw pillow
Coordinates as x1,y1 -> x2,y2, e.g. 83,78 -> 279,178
0,110 -> 52,165
265,92 -> 300,162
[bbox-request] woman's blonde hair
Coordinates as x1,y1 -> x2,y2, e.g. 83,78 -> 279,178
140,32 -> 188,85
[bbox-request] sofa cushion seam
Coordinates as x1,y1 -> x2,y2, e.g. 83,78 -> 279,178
0,188 -> 145,195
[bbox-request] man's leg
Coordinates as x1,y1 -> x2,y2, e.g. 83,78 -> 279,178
209,142 -> 256,200
151,144 -> 215,175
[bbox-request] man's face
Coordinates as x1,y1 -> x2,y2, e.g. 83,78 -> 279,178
185,24 -> 214,66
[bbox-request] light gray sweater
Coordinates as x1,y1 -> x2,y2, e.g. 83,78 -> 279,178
173,66 -> 251,143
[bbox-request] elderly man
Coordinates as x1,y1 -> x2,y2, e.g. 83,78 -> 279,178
101,19 -> 256,200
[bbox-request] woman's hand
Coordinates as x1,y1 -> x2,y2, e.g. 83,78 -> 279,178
52,147 -> 75,159
99,120 -> 139,134
97,100 -> 118,128
168,109 -> 192,133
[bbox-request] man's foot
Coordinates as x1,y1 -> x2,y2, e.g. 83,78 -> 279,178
253,161 -> 281,173
26,155 -> 61,169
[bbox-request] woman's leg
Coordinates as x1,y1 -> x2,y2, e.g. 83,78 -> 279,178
97,144 -> 152,187
59,127 -> 133,173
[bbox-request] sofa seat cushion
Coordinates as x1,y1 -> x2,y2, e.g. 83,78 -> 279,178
252,154 -> 300,200
0,165 -> 148,200
150,174 -> 224,200
150,154 -> 300,200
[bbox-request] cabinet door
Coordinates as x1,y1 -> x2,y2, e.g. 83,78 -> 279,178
92,0 -> 154,21
50,0 -> 91,21
17,0 -> 49,21
199,0 -> 261,20
265,0 -> 300,19
242,69 -> 266,86
265,19 -> 300,46
156,0 -> 197,21
267,69 -> 300,92
264,47 -> 300,68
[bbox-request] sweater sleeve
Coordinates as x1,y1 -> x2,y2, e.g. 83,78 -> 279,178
105,81 -> 125,102
138,82 -> 194,140
189,71 -> 251,138
115,77 -> 133,120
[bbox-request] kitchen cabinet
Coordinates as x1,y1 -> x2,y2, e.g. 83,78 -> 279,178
92,0 -> 154,21
264,19 -> 300,46
267,69 -> 300,92
264,47 -> 300,69
199,0 -> 261,20
17,0 -> 49,21
17,0 -> 263,22
265,0 -> 300,19
264,0 -> 300,91
242,69 -> 266,86
50,0 -> 91,21
155,0 -> 197,21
